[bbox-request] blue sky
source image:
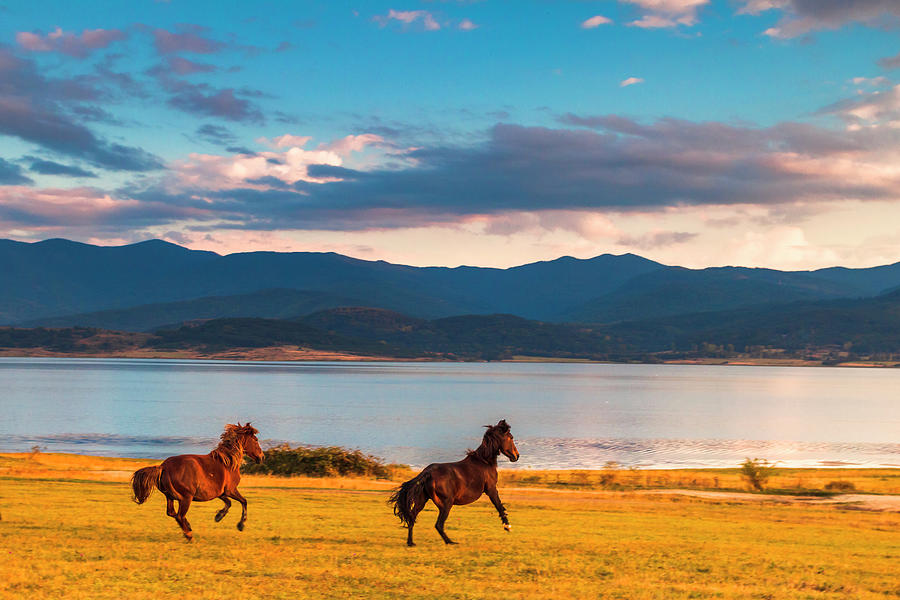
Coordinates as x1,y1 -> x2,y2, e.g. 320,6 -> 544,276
2,1 -> 900,268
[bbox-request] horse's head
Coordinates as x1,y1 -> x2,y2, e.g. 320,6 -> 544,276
487,419 -> 519,463
225,422 -> 264,464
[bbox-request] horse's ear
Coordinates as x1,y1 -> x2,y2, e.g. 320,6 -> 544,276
496,419 -> 510,433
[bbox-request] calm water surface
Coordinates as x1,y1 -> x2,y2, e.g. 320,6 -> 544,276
1,357 -> 897,469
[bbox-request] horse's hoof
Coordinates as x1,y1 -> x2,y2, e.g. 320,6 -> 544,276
504,524 -> 512,532
445,540 -> 458,545
237,522 -> 245,531
214,513 -> 225,522
407,542 -> 416,547
183,533 -> 193,542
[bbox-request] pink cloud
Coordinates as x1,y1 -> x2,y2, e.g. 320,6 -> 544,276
458,19 -> 479,31
620,77 -> 645,87
16,27 -> 126,58
0,186 -> 202,233
375,10 -> 441,31
321,134 -> 385,154
176,133 -> 387,190
581,15 -> 613,29
621,0 -> 709,28
143,25 -> 225,54
258,134 -> 314,149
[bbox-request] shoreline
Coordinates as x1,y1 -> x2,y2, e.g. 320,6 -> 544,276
1,347 -> 899,367
3,451 -> 899,512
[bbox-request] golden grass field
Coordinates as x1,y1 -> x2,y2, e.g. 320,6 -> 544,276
1,453 -> 898,600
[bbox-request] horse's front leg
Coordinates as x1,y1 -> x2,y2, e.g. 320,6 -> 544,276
485,485 -> 510,531
215,494 -> 232,522
227,489 -> 248,531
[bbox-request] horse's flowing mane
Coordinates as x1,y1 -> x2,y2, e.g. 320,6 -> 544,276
209,422 -> 258,469
466,420 -> 510,464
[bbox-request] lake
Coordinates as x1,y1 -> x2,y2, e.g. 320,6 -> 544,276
1,357 -> 898,469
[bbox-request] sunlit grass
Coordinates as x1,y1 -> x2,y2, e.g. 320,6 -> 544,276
500,466 -> 900,495
1,455 -> 898,599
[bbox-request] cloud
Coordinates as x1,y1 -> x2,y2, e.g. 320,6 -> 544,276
850,76 -> 890,87
458,19 -> 479,31
195,124 -> 235,145
320,133 -> 385,154
0,185 -> 204,232
258,134 -> 313,149
143,53 -> 265,123
375,10 -> 441,31
617,230 -> 698,249
165,56 -> 217,75
167,86 -> 263,123
581,15 -> 613,29
620,77 -> 645,87
819,84 -> 900,128
737,0 -> 900,38
120,117 -> 900,233
10,112 -> 900,239
16,27 -> 126,58
139,24 -> 226,54
27,158 -> 97,178
878,52 -> 900,70
0,158 -> 34,185
0,46 -> 162,172
622,0 -> 709,28
171,132 -> 385,190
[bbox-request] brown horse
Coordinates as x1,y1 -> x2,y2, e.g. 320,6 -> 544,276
389,419 -> 519,546
131,423 -> 264,541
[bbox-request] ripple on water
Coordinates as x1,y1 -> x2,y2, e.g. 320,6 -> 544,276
4,434 -> 897,470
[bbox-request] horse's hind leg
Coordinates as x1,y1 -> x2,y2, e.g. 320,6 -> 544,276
407,495 -> 427,546
215,495 -> 232,522
165,494 -> 176,517
227,489 -> 248,531
434,500 -> 456,545
175,495 -> 193,541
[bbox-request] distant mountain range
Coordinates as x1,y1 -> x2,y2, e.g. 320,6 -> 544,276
6,238 -> 900,336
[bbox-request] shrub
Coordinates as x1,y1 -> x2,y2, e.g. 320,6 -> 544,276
242,444 -> 392,478
599,461 -> 621,487
824,480 -> 856,492
740,458 -> 776,492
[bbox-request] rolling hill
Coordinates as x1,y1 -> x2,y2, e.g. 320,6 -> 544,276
5,238 -> 900,334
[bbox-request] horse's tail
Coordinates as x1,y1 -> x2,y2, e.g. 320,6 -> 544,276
131,465 -> 162,504
389,469 -> 431,528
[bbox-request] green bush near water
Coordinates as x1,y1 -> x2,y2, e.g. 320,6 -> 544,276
242,443 -> 392,478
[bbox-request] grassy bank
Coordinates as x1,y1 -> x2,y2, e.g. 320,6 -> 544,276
1,454 -> 899,599
4,452 -> 898,495
499,466 -> 900,495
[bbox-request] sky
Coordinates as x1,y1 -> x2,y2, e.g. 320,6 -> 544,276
2,0 -> 900,269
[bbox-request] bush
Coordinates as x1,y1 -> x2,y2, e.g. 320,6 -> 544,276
740,458 -> 776,492
824,480 -> 856,492
242,444 -> 392,478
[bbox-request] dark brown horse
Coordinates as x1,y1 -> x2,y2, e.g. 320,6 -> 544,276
131,423 -> 263,541
389,419 -> 519,546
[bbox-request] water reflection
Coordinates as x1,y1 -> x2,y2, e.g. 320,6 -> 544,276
1,358 -> 898,469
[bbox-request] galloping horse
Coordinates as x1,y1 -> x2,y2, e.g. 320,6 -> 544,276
389,419 -> 519,546
131,423 -> 263,541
